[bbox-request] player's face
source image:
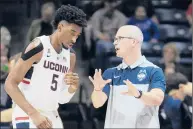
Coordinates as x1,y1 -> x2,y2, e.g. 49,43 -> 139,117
58,23 -> 82,48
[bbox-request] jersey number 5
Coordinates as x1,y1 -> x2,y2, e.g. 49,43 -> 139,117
51,74 -> 59,91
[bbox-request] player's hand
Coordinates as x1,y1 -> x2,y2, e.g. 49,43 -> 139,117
64,72 -> 79,93
89,69 -> 111,91
121,79 -> 140,97
30,111 -> 52,129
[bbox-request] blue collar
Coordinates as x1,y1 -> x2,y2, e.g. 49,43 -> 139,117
117,56 -> 146,70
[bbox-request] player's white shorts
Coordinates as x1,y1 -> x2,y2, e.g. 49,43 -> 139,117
12,105 -> 63,128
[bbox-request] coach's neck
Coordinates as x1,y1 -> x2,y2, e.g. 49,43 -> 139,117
123,51 -> 142,66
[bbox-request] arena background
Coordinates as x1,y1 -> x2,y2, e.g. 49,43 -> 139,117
0,0 -> 192,129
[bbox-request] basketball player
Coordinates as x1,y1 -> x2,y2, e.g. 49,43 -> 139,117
89,25 -> 166,128
5,5 -> 87,128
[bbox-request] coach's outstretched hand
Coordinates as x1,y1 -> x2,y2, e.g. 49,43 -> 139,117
121,79 -> 140,97
30,111 -> 52,129
64,72 -> 79,93
89,69 -> 111,91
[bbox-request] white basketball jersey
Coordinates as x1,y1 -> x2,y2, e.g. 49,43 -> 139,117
18,35 -> 70,111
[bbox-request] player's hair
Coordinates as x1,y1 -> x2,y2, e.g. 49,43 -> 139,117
52,4 -> 87,29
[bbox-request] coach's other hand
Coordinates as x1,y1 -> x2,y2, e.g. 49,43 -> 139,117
64,72 -> 79,93
89,69 -> 111,91
30,111 -> 52,129
121,79 -> 140,97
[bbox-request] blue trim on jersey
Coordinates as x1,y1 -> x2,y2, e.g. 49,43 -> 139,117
102,56 -> 166,97
16,122 -> 29,129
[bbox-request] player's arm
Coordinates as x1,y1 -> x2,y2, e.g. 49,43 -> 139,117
58,51 -> 78,104
90,69 -> 112,108
4,39 -> 43,116
139,68 -> 165,106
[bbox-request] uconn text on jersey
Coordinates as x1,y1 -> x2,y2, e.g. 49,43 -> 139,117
43,60 -> 68,73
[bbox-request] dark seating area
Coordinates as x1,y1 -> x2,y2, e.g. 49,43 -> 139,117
0,0 -> 192,129
84,0 -> 192,79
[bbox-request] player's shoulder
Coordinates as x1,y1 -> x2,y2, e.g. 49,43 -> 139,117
21,38 -> 43,61
25,38 -> 43,52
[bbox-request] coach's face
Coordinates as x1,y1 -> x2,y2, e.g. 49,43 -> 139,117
58,22 -> 82,48
114,29 -> 137,58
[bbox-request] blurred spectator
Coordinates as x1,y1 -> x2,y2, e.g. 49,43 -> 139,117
1,43 -> 9,59
78,1 -> 104,20
0,51 -> 20,129
179,82 -> 192,97
166,73 -> 188,95
1,44 -> 9,82
158,43 -> 190,79
186,2 -> 192,40
166,73 -> 192,129
1,26 -> 11,47
161,95 -> 182,129
118,0 -> 159,24
127,5 -> 160,43
169,82 -> 192,100
1,54 -> 9,103
1,28 -> 10,103
25,2 -> 55,45
90,0 -> 127,69
1,26 -> 11,59
160,73 -> 189,129
0,53 -> 21,126
91,0 -> 127,42
186,2 -> 192,26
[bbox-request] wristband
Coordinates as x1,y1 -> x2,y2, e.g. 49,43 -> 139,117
134,90 -> 143,99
